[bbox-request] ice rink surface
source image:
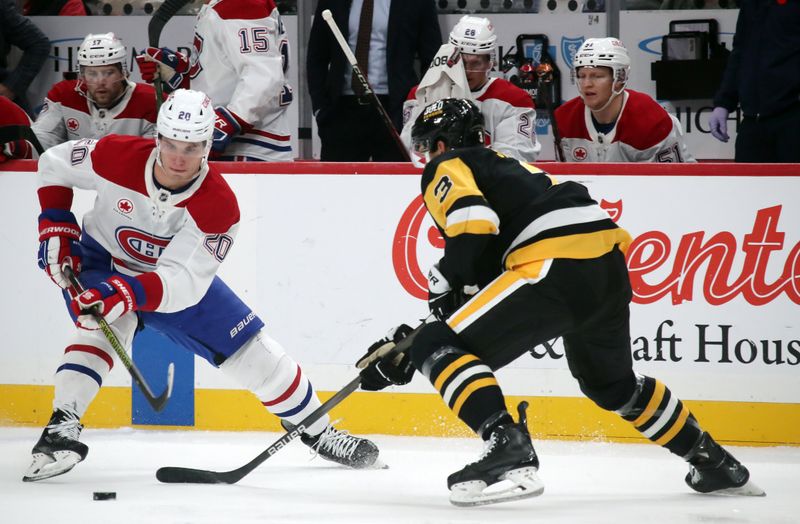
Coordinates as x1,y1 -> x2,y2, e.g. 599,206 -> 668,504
0,427 -> 797,524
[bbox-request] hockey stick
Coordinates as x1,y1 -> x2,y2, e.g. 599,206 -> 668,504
321,9 -> 411,162
0,125 -> 44,155
64,266 -> 174,413
155,319 -> 430,484
147,0 -> 191,111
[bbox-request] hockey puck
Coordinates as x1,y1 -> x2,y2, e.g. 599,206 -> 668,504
93,492 -> 116,501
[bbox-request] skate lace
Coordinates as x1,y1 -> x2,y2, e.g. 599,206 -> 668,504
469,432 -> 499,466
311,425 -> 359,460
47,409 -> 82,441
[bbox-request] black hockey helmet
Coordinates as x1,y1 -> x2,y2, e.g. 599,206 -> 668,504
410,98 -> 485,154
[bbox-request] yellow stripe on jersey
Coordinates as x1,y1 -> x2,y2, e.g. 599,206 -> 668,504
452,377 -> 500,416
505,228 -> 633,270
423,157 -> 486,229
444,204 -> 500,237
633,380 -> 666,428
433,354 -> 480,391
447,270 -> 527,332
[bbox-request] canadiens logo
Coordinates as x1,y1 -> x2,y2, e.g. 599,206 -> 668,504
392,195 -> 622,300
116,199 -> 134,214
572,147 -> 588,161
66,118 -> 80,132
116,227 -> 172,266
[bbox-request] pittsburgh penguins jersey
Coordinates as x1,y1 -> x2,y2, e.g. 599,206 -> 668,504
37,135 -> 240,313
32,79 -> 159,151
421,146 -> 631,288
188,0 -> 293,160
554,89 -> 695,163
402,77 -> 542,163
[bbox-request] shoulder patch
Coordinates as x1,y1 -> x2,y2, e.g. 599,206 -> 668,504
478,79 -> 534,108
117,84 -> 159,123
554,96 -> 591,140
212,0 -> 275,20
614,90 -> 673,150
186,169 -> 240,234
46,80 -> 89,114
407,85 -> 419,101
90,135 -> 153,195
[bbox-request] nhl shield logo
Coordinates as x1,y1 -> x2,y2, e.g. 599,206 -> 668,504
561,37 -> 585,70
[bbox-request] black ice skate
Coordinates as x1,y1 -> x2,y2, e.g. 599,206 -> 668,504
685,432 -> 765,496
448,401 -> 544,507
22,408 -> 89,482
281,420 -> 382,469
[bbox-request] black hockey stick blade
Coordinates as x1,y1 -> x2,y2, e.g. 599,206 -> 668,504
64,266 -> 174,412
156,318 -> 431,484
156,375 -> 363,484
0,125 -> 44,155
148,0 -> 190,46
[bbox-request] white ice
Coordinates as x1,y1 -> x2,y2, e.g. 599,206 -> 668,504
1,427 -> 797,524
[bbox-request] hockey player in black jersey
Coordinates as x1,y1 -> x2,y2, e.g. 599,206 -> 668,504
356,98 -> 764,506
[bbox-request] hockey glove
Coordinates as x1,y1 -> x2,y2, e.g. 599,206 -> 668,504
212,107 -> 245,155
708,106 -> 730,143
356,324 -> 415,391
70,276 -> 138,330
136,47 -> 190,91
427,264 -> 467,322
37,209 -> 82,289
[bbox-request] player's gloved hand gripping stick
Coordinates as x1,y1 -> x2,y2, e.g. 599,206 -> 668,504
64,266 -> 174,413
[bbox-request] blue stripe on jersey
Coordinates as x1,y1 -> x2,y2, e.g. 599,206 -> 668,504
233,136 -> 292,152
272,382 -> 313,418
57,363 -> 102,387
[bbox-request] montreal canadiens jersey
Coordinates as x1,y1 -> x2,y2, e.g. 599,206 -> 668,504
32,80 -> 158,151
421,146 -> 631,288
37,135 -> 240,313
188,0 -> 293,160
554,89 -> 695,163
401,77 -> 542,163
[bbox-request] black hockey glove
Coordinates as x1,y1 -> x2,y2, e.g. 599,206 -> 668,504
356,324 -> 415,391
427,264 -> 468,322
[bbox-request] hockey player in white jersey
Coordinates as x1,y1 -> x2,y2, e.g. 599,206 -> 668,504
23,89 -> 379,482
554,38 -> 695,163
400,16 -> 541,163
32,33 -> 160,151
136,0 -> 292,161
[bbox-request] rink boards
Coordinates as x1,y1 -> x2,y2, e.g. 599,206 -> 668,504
0,161 -> 798,445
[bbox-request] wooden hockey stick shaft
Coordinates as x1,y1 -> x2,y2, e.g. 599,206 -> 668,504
64,266 -> 174,412
147,0 -> 191,111
155,319 -> 431,484
0,125 -> 44,155
321,9 -> 411,162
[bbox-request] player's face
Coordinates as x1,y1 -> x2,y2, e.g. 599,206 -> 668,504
156,137 -> 206,188
576,66 -> 614,110
81,65 -> 126,108
461,53 -> 492,90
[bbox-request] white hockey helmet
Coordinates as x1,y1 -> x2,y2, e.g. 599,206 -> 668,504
157,89 -> 215,143
77,32 -> 127,74
572,37 -> 630,91
156,89 -> 216,169
449,16 -> 497,58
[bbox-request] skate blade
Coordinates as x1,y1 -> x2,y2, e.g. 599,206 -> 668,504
707,479 -> 766,497
22,451 -> 81,482
450,466 -> 545,507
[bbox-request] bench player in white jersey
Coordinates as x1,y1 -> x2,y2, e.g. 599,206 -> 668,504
400,16 -> 541,163
32,33 -> 159,151
136,0 -> 292,161
23,89 -> 379,482
554,38 -> 694,163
